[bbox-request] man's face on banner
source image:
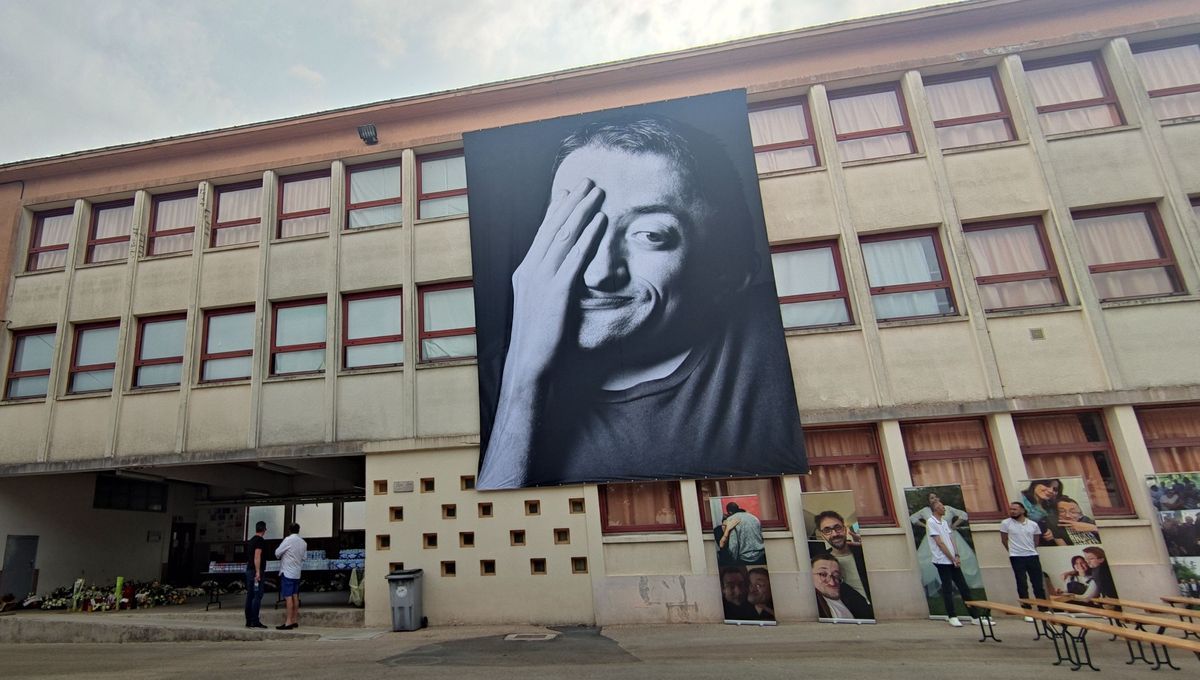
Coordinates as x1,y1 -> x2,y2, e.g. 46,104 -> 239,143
812,558 -> 842,600
550,145 -> 714,351
721,570 -> 748,606
817,516 -> 848,550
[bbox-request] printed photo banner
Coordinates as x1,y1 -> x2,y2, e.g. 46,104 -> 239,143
463,90 -> 807,489
712,494 -> 776,625
802,490 -> 875,623
1018,476 -> 1119,605
1146,471 -> 1200,597
904,484 -> 988,619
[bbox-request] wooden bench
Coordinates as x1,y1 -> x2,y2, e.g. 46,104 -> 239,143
1162,595 -> 1200,609
968,599 -> 1200,671
1085,596 -> 1200,639
1024,597 -> 1200,670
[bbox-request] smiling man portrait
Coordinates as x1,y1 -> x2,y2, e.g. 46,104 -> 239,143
465,92 -> 806,489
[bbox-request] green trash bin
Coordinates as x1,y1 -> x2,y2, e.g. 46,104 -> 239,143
385,569 -> 425,631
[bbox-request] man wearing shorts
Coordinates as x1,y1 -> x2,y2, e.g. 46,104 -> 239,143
274,523 -> 306,630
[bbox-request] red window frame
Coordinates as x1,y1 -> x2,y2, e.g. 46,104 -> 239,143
599,481 -> 685,534
211,181 -> 262,247
200,306 -> 255,383
345,159 -> 403,230
801,424 -> 897,526
770,241 -> 853,328
69,321 -> 119,394
342,289 -> 403,369
5,327 -> 56,400
748,97 -> 820,171
270,298 -> 327,375
27,208 -> 73,272
859,228 -> 958,320
85,199 -> 134,264
276,170 -> 331,239
147,190 -> 196,256
962,216 -> 1066,311
1071,204 -> 1183,301
1135,404 -> 1200,473
133,313 -> 186,388
417,281 -> 475,363
417,150 -> 467,217
923,69 -> 1016,147
1132,37 -> 1200,117
900,417 -> 1007,521
1012,410 -> 1133,517
1024,53 -> 1123,132
828,83 -> 916,160
696,477 -> 788,531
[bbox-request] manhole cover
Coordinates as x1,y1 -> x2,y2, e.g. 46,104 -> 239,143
504,633 -> 558,641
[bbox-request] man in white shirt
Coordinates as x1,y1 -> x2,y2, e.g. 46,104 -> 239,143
928,500 -> 981,627
999,501 -> 1050,621
274,523 -> 307,630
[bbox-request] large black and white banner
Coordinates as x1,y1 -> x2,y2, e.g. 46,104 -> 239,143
464,91 -> 807,489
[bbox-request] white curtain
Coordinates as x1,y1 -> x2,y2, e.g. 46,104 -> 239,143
217,186 -> 260,222
94,204 -> 133,239
421,156 -> 466,194
1075,212 -> 1176,299
350,165 -> 401,204
1026,61 -> 1117,134
964,224 -> 1063,309
280,175 -> 330,238
1133,44 -> 1200,91
772,247 -> 838,296
151,195 -> 196,254
423,287 -> 475,332
927,76 -> 1011,148
749,104 -> 808,146
33,213 -> 72,268
830,91 -> 912,161
862,236 -> 948,318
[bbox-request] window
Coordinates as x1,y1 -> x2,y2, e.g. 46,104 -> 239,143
860,229 -> 956,320
342,500 -> 366,531
802,425 -> 894,525
346,160 -> 403,229
1071,205 -> 1182,301
901,419 -> 1005,519
271,298 -> 327,375
696,478 -> 786,530
1132,38 -> 1200,121
86,200 -> 134,264
1024,54 -> 1122,135
771,242 -> 852,328
212,182 -> 262,247
294,502 -> 333,538
246,505 -> 285,540
147,191 -> 196,256
418,152 -> 468,219
1136,405 -> 1200,473
962,217 -> 1065,311
1013,411 -> 1132,516
418,282 -> 476,361
277,171 -> 331,238
94,474 -> 166,513
27,208 -> 72,271
5,328 -> 55,400
69,322 -> 119,394
201,307 -> 255,382
747,98 -> 818,172
133,314 -> 186,388
828,84 -> 915,162
343,290 -> 403,369
600,481 -> 683,533
924,70 -> 1015,149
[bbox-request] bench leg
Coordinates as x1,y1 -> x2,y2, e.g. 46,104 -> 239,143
1033,618 -> 1053,641
976,611 -> 1001,643
1063,626 -> 1100,672
1044,624 -> 1072,667
1147,643 -> 1181,671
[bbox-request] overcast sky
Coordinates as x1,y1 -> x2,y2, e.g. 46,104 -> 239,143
0,0 -> 951,164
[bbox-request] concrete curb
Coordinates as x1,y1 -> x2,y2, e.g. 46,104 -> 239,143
0,616 -> 322,643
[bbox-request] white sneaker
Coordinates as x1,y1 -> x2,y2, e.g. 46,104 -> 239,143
1023,616 -> 1034,623
948,617 -> 964,627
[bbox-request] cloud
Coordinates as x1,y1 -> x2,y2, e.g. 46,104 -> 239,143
288,64 -> 326,86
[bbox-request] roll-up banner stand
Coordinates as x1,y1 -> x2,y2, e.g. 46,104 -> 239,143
802,489 -> 876,623
1146,471 -> 1200,598
904,484 -> 989,619
712,494 -> 775,625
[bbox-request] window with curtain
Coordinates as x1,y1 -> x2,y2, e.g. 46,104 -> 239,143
5,328 -> 56,400
271,299 -> 327,375
343,289 -> 404,369
212,182 -> 262,247
28,208 -> 73,271
924,70 -> 1015,149
418,282 -> 476,362
770,242 -> 852,328
1024,55 -> 1122,135
962,217 -> 1065,311
418,152 -> 468,219
346,160 -> 403,229
1071,205 -> 1182,301
1013,411 -> 1132,516
748,99 -> 819,173
801,425 -> 894,525
86,200 -> 134,264
134,314 -> 186,388
278,171 -> 331,238
696,478 -> 786,530
901,419 -> 1005,519
600,481 -> 683,533
69,322 -> 119,393
828,84 -> 915,162
1132,39 -> 1200,121
148,191 -> 197,256
201,307 -> 255,382
860,230 -> 956,321
1136,405 -> 1200,473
